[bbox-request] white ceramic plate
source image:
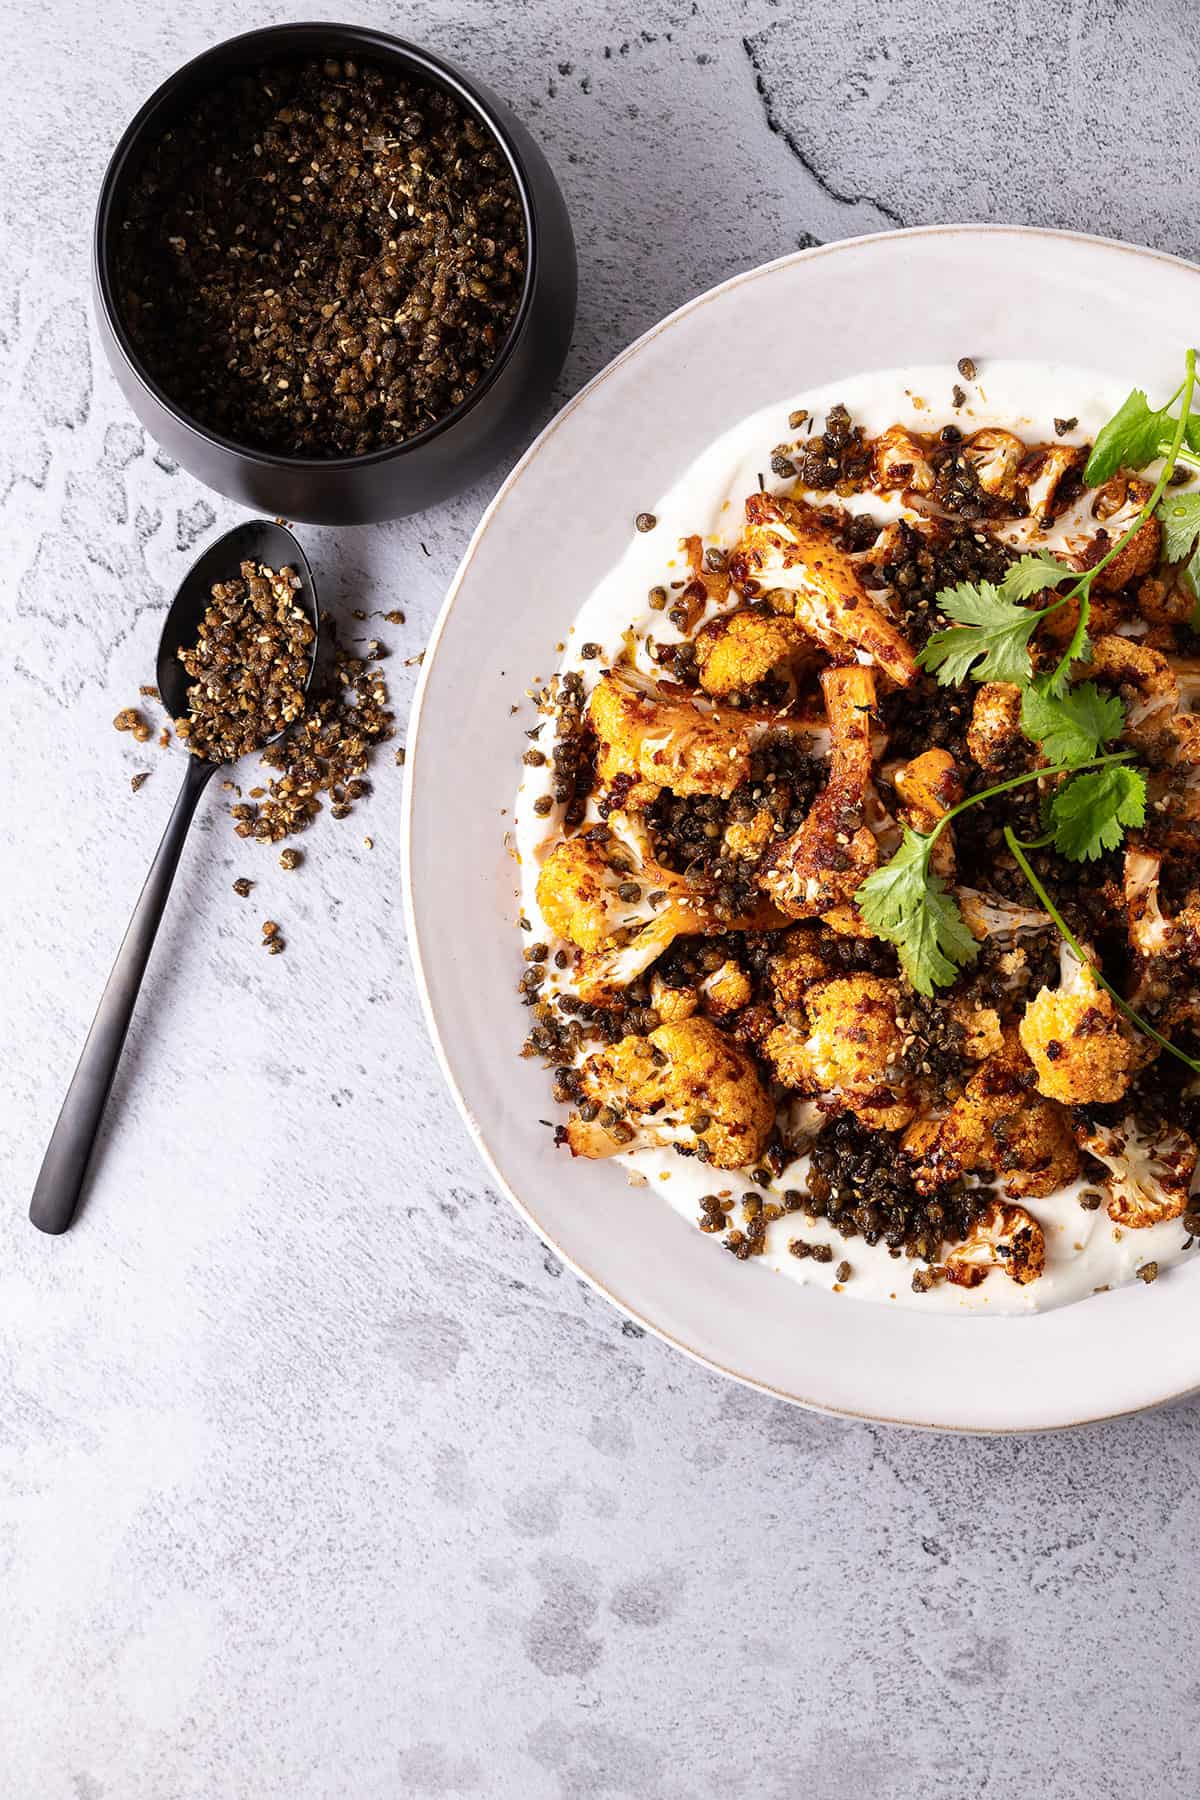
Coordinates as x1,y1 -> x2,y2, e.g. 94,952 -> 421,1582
403,225 -> 1200,1431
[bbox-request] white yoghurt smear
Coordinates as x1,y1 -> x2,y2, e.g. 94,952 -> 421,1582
512,360 -> 1197,1314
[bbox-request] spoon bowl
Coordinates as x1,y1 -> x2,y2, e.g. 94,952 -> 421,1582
156,518 -> 320,743
30,520 -> 320,1234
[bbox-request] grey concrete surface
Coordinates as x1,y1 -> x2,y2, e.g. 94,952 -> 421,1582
2,1 -> 1199,1795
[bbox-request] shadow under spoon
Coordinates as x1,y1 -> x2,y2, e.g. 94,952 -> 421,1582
29,519 -> 319,1237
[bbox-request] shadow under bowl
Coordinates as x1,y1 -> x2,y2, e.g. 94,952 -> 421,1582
93,22 -> 577,526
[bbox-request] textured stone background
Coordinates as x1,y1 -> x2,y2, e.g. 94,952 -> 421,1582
3,2 -> 1199,1795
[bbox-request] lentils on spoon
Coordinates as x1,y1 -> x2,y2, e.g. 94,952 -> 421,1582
175,561 -> 314,763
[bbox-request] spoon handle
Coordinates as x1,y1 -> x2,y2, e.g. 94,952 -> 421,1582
30,756 -> 216,1236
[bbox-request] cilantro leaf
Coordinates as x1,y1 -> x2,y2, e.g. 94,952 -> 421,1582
1187,543 -> 1200,617
1157,490 -> 1200,563
1019,681 -> 1124,766
917,580 -> 1043,687
855,826 -> 978,996
1085,389 -> 1174,485
999,553 -> 1076,602
1085,388 -> 1200,485
1047,766 -> 1146,861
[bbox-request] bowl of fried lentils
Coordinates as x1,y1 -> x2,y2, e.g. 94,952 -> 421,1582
93,22 -> 576,524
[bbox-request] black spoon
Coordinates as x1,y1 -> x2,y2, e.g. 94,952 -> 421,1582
29,520 -> 319,1236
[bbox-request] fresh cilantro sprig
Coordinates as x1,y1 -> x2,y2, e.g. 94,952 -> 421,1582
855,825 -> 979,995
1157,488 -> 1200,619
1018,680 -> 1124,766
1157,490 -> 1200,563
856,752 -> 1136,995
1086,385 -> 1200,486
1040,764 -> 1147,861
1012,679 -> 1142,859
918,349 -> 1199,698
918,583 -> 1042,687
919,561 -> 1072,687
999,552 -> 1082,602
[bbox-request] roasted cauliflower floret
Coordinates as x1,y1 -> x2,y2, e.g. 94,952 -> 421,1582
765,974 -> 904,1091
892,748 -> 963,831
565,1017 -> 775,1170
701,959 -> 752,1017
758,665 -> 879,918
588,666 -> 757,802
1018,942 -> 1151,1105
952,998 -> 1005,1063
768,923 -> 840,1016
1078,475 -> 1161,593
650,972 -> 698,1023
872,423 -> 936,495
1136,572 -> 1194,627
1083,637 -> 1200,768
537,814 -> 780,1003
536,832 -> 640,953
956,889 -> 1052,945
723,805 -> 777,862
1020,442 -> 1085,526
728,492 -> 917,687
1124,848 -> 1200,962
937,1200 -> 1046,1289
764,974 -> 915,1131
1078,1115 -> 1197,1229
1084,635 -> 1175,731
588,664 -> 821,806
966,682 -> 1025,775
892,747 -> 962,878
693,607 -> 810,697
963,428 -> 1024,502
904,1030 -> 1079,1200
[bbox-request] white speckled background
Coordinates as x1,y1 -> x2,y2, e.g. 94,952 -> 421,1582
4,3 -> 1200,1795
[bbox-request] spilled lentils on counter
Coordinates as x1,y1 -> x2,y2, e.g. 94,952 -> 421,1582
118,561 -> 400,953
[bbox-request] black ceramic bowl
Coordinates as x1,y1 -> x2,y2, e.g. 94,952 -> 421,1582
93,23 -> 577,526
